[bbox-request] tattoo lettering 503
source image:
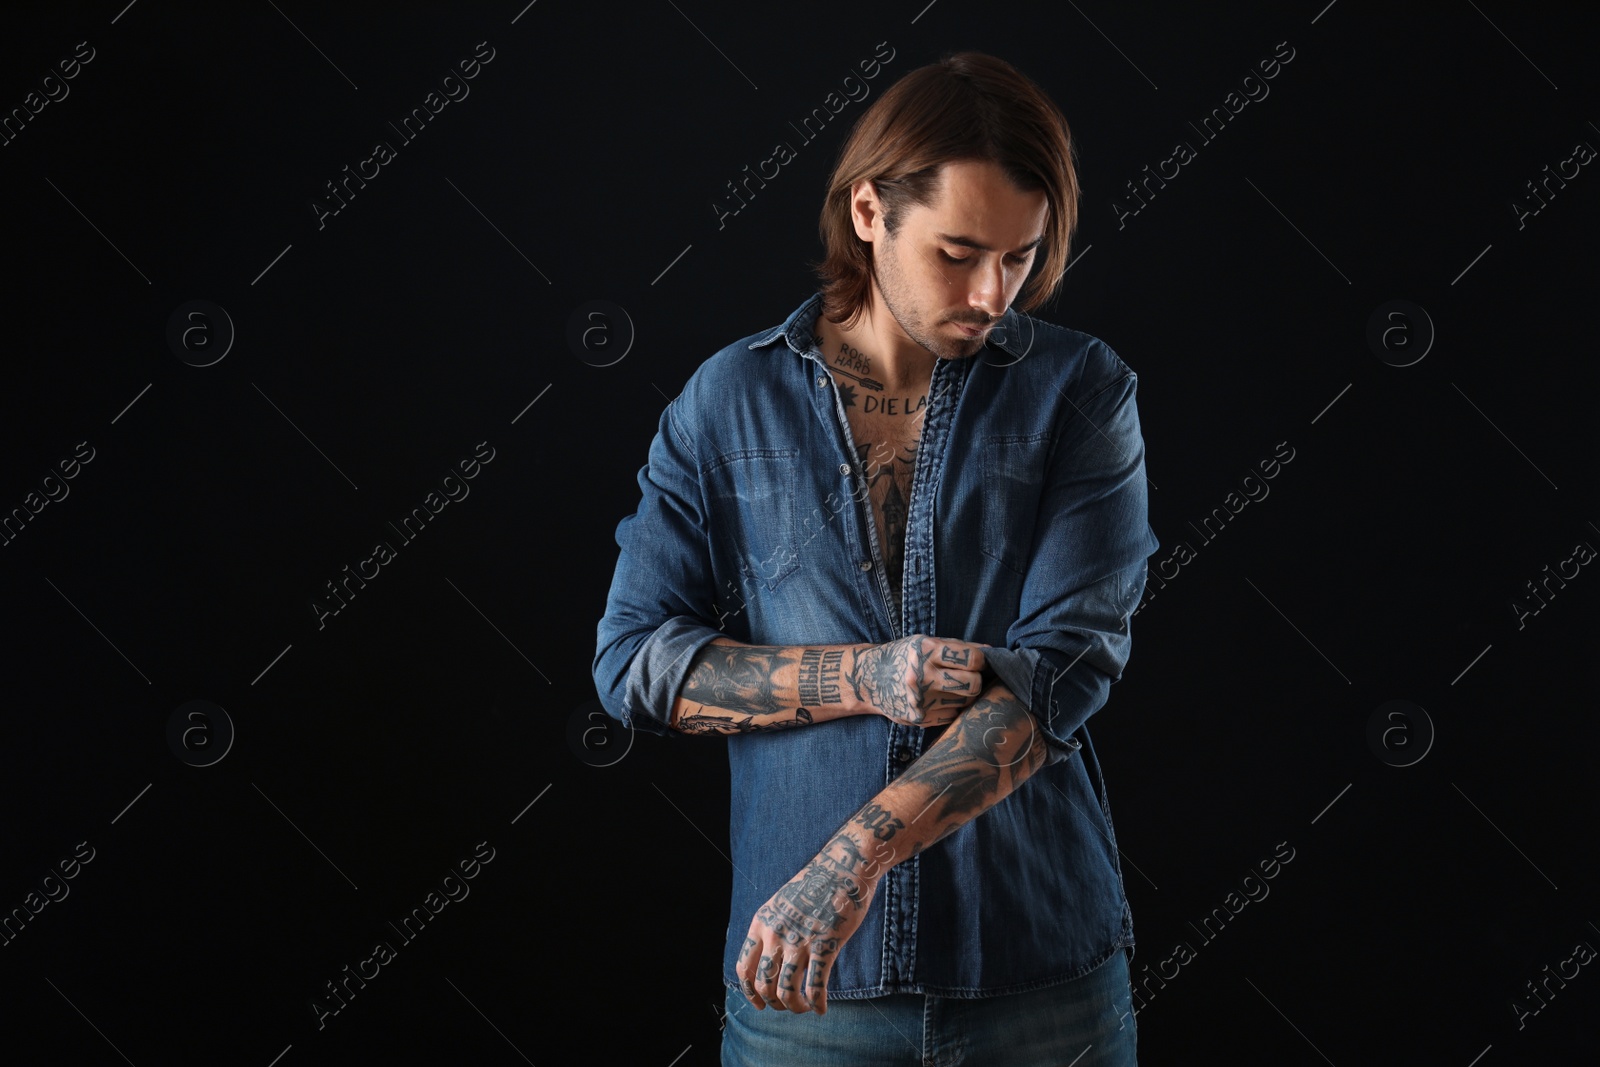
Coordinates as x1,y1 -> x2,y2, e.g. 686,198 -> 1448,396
797,649 -> 844,706
851,802 -> 905,841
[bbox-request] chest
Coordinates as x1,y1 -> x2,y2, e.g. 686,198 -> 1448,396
834,374 -> 931,581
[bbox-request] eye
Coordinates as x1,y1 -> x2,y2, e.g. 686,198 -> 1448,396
940,250 -> 1032,265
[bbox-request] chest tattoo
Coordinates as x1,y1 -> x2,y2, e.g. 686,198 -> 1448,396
813,326 -> 933,610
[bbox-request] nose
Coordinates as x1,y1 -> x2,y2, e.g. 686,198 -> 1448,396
969,258 -> 1006,320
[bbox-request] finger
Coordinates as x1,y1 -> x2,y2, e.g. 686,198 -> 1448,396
932,640 -> 985,673
934,667 -> 983,696
737,936 -> 767,1009
778,955 -> 811,1014
755,950 -> 782,1010
805,957 -> 830,1015
920,675 -> 980,723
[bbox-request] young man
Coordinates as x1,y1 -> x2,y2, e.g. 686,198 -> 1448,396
594,51 -> 1160,1066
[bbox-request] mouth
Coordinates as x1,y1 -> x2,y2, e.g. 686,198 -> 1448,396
953,321 -> 988,338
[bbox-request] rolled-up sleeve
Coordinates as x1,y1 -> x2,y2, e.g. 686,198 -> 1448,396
593,395 -> 726,736
983,349 -> 1162,766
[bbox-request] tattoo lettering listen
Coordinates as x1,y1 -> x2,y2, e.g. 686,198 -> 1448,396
797,649 -> 844,706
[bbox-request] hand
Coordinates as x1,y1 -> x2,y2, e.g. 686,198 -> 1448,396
847,635 -> 987,728
734,832 -> 888,1015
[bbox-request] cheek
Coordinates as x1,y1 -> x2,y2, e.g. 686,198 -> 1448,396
1006,265 -> 1033,298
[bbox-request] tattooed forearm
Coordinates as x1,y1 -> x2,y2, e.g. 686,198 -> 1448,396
897,687 -> 1048,829
671,637 -> 987,736
827,684 -> 1050,873
669,639 -> 881,735
796,649 -> 845,707
680,644 -> 788,716
674,706 -> 814,735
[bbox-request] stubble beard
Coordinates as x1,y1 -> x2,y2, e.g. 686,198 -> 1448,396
872,239 -> 987,362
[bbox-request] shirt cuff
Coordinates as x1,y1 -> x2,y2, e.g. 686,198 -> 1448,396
982,645 -> 1084,767
619,615 -> 726,736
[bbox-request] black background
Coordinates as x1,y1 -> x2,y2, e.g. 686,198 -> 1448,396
1,1 -> 1596,1063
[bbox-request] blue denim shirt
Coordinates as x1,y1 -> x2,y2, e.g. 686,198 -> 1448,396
593,292 -> 1161,999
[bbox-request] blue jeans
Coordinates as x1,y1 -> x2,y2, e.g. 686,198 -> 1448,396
721,948 -> 1138,1066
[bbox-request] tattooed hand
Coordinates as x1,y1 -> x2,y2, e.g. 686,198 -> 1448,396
847,635 -> 987,728
735,832 -> 888,1015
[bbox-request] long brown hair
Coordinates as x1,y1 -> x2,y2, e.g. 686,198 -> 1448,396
812,52 -> 1080,329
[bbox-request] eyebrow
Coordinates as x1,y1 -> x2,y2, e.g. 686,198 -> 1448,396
935,232 -> 1045,255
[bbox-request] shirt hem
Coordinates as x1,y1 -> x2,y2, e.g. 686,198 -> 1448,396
722,935 -> 1136,1001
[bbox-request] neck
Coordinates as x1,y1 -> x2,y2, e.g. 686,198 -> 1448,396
817,308 -> 933,395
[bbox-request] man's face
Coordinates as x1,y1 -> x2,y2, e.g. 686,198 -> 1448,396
863,159 -> 1049,361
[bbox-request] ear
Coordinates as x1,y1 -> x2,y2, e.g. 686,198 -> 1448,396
848,179 -> 883,244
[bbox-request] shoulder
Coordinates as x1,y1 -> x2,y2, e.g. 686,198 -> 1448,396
668,301 -> 812,449
987,311 -> 1139,400
681,294 -> 819,399
687,325 -> 792,397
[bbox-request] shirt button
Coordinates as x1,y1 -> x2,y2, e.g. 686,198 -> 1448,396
859,560 -> 872,571
839,463 -> 851,476
816,374 -> 827,387
894,745 -> 915,763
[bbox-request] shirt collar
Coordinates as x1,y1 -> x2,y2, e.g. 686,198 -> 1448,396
749,292 -> 1031,361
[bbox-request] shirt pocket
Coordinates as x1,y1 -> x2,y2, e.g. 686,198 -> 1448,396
981,431 -> 1053,575
703,448 -> 801,593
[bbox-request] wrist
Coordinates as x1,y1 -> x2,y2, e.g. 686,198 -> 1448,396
840,644 -> 879,717
817,824 -> 897,889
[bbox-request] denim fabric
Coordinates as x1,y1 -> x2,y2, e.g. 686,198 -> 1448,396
720,946 -> 1138,1066
594,292 -> 1162,999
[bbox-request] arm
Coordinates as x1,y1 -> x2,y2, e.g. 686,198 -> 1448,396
593,388 -> 990,737
735,680 -> 1045,1013
734,348 -> 1161,1013
978,355 -> 1162,766
668,635 -> 989,735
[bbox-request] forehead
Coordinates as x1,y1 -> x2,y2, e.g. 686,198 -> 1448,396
911,159 -> 1049,238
